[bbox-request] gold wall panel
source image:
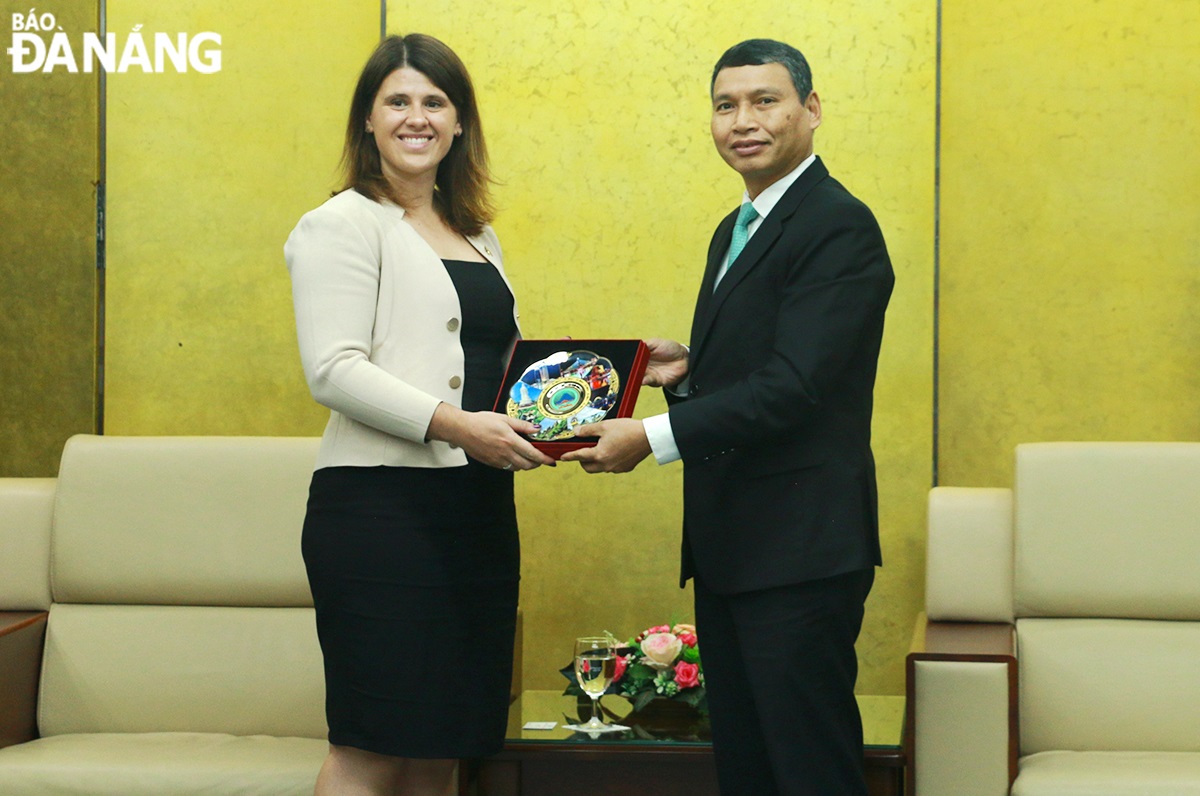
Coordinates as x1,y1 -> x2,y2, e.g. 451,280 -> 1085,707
390,0 -> 936,694
103,0 -> 378,436
940,0 -> 1200,487
0,0 -> 98,476
35,0 -> 1200,703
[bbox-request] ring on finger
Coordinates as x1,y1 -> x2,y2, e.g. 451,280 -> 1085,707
502,462 -> 513,471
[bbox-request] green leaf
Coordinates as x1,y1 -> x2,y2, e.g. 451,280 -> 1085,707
632,690 -> 658,712
626,663 -> 655,683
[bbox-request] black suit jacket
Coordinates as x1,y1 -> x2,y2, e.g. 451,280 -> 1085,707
669,158 -> 894,594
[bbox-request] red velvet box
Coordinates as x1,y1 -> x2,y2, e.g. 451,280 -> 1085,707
494,339 -> 650,459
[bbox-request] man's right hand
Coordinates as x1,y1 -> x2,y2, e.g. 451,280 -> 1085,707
642,337 -> 689,389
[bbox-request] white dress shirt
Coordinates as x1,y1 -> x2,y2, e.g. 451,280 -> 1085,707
643,154 -> 817,465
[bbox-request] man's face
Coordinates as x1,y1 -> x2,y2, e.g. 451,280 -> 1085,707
711,62 -> 821,198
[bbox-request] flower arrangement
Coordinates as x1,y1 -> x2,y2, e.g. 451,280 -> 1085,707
563,623 -> 706,713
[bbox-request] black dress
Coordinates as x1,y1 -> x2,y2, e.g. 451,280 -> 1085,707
301,259 -> 519,758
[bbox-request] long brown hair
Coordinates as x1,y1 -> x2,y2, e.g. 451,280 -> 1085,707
339,34 -> 494,236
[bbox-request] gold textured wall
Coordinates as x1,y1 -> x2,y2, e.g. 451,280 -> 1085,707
103,0 -> 378,436
0,0 -> 98,476
389,0 -> 936,694
939,0 -> 1200,487
28,0 -> 1196,700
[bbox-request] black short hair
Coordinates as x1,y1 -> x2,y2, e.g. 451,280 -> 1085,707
710,39 -> 813,100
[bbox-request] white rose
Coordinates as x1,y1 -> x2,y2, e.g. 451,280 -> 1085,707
640,632 -> 683,668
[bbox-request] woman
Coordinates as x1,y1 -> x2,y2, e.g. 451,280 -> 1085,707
285,34 -> 553,795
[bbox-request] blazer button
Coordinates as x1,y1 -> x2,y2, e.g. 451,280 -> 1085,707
449,376 -> 462,389
447,318 -> 460,332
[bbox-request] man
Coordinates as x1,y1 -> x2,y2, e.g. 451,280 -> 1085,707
562,39 -> 893,795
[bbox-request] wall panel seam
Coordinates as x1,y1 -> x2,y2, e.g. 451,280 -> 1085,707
932,0 -> 942,487
96,0 -> 107,435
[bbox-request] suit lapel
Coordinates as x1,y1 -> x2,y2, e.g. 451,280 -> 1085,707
690,209 -> 738,346
689,158 -> 830,360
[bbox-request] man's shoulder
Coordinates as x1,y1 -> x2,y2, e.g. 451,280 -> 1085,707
797,171 -> 879,226
804,169 -> 863,204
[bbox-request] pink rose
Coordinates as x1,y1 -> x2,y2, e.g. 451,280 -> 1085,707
637,624 -> 671,642
640,632 -> 683,667
671,624 -> 698,647
612,655 -> 628,684
674,661 -> 700,689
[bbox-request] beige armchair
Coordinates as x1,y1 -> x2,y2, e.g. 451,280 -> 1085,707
0,435 -> 327,795
906,442 -> 1200,796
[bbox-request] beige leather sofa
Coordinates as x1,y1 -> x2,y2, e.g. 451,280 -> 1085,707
0,435 -> 328,794
906,442 -> 1200,796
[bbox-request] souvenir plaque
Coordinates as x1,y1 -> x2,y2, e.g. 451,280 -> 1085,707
494,339 -> 650,458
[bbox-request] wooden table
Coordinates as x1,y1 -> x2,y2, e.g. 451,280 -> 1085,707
462,690 -> 905,795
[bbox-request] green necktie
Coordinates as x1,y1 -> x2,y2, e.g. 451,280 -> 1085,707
727,201 -> 759,266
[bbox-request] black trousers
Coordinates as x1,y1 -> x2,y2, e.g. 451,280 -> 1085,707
693,568 -> 875,796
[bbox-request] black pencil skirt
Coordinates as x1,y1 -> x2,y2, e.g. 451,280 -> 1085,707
301,462 -> 519,759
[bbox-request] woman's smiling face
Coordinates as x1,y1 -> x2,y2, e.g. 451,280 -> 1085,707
366,66 -> 461,188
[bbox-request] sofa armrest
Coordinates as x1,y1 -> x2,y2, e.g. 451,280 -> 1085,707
0,478 -> 55,611
905,613 -> 1017,796
0,611 -> 47,749
926,487 -> 1013,623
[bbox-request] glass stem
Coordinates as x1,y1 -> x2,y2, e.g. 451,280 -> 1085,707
592,695 -> 601,725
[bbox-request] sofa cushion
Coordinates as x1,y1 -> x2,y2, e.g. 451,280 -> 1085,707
39,604 -> 325,738
1018,617 -> 1200,754
1014,442 -> 1200,619
0,732 -> 324,795
1014,750 -> 1200,796
51,435 -> 318,607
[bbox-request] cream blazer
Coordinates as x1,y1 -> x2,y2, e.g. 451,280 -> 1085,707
285,189 -> 520,470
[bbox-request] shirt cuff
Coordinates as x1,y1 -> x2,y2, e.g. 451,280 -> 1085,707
643,413 -> 681,465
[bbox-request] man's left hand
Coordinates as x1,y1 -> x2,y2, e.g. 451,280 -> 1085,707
560,419 -> 652,473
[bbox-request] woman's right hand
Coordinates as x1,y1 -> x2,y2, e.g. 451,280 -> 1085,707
427,403 -> 556,470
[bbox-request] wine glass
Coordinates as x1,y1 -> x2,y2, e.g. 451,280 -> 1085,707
571,636 -> 626,732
